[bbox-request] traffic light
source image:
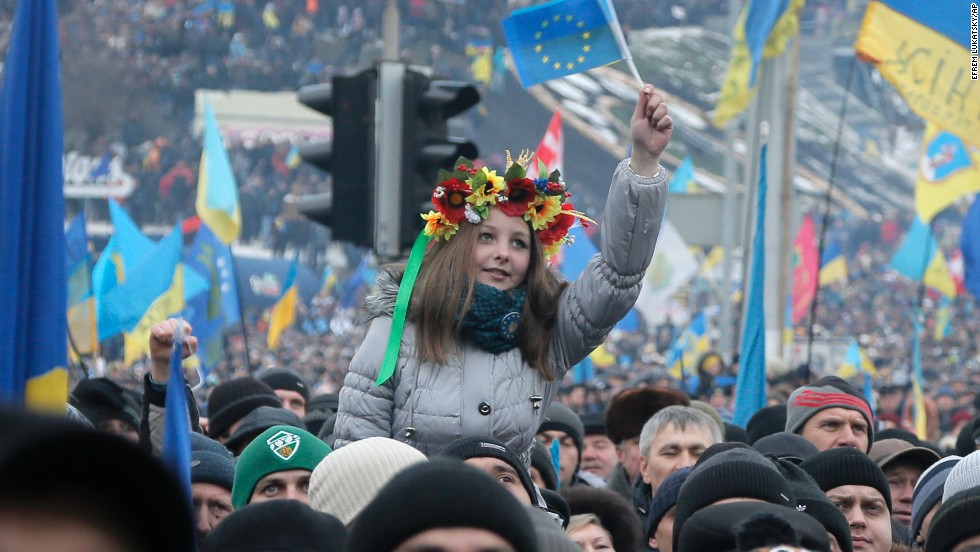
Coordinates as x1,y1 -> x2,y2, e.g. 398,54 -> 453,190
295,68 -> 377,248
398,68 -> 480,249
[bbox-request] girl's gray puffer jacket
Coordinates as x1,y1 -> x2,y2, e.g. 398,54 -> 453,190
333,159 -> 668,464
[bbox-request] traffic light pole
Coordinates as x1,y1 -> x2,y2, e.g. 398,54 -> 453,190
375,61 -> 405,260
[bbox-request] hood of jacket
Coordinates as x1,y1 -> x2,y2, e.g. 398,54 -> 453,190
362,268 -> 401,321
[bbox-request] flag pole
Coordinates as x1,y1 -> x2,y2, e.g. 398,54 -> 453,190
805,56 -> 857,376
601,0 -> 643,87
229,250 -> 256,374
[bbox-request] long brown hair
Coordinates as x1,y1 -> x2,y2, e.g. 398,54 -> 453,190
409,212 -> 567,380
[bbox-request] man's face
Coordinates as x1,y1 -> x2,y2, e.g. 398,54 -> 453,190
536,430 -> 579,486
463,457 -> 531,506
274,389 -> 306,418
98,419 -> 139,445
581,434 -> 618,481
249,469 -> 312,505
651,507 -> 675,552
884,460 -> 923,527
617,436 -> 643,482
639,422 -> 716,493
826,485 -> 892,552
800,407 -> 869,451
192,482 -> 232,543
915,501 -> 941,546
393,527 -> 515,552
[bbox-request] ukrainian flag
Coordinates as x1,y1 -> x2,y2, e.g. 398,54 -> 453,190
196,100 -> 241,245
890,218 -> 957,299
0,0 -> 68,412
818,240 -> 847,286
839,339 -> 877,379
713,0 -> 805,127
66,213 -> 98,357
914,122 -> 980,223
856,0 -> 979,147
503,0 -> 624,88
267,258 -> 298,350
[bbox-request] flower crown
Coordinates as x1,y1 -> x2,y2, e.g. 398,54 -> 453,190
421,150 -> 593,258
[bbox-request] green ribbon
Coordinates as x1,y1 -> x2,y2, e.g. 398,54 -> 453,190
376,231 -> 432,386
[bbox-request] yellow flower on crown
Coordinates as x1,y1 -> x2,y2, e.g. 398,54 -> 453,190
420,154 -> 594,259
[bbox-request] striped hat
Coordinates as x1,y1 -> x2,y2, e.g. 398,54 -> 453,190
785,376 -> 874,451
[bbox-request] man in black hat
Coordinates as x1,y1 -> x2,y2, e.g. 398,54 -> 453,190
190,433 -> 236,543
69,377 -> 141,444
255,367 -> 310,418
537,402 -> 590,488
580,412 -> 619,485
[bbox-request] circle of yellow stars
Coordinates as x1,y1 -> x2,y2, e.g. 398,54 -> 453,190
534,14 -> 592,71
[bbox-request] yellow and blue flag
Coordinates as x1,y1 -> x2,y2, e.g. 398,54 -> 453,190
713,0 -> 805,127
839,338 -> 877,379
665,311 -> 710,380
92,199 -> 155,301
196,100 -> 241,244
267,257 -> 298,350
66,213 -> 98,356
733,143 -> 769,427
502,0 -> 625,88
183,225 -> 241,375
0,0 -> 68,412
818,239 -> 847,286
962,196 -> 980,300
890,218 -> 957,298
99,226 -> 183,339
856,0 -> 979,147
934,296 -> 952,341
911,314 -> 927,440
914,122 -> 980,223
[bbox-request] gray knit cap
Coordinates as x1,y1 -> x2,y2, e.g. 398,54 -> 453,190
190,432 -> 236,491
942,450 -> 980,502
785,376 -> 874,451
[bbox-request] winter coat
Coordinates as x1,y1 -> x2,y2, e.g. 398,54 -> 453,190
333,159 -> 668,463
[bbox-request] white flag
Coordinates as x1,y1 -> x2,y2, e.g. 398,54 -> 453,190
633,220 -> 699,325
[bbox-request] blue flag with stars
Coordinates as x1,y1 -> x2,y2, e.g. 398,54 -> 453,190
503,0 -> 624,88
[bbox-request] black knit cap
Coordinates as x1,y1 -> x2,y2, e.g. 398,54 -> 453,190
69,377 -> 140,431
438,435 -> 537,505
201,500 -> 346,552
746,404 -> 787,444
254,367 -> 310,403
754,431 -> 821,464
206,377 -> 281,439
924,487 -> 980,552
223,405 -> 306,454
307,393 -> 339,414
773,457 -> 853,552
538,402 -> 584,453
346,459 -> 538,552
530,439 -> 558,491
190,432 -> 236,491
673,448 -> 794,552
580,412 -> 606,436
646,466 -> 692,539
676,502 -> 831,552
799,446 -> 892,512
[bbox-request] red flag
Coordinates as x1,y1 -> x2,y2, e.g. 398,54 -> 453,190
790,214 -> 819,324
948,248 -> 966,295
526,110 -> 563,179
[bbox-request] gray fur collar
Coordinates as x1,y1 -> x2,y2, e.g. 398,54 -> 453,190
362,268 -> 402,320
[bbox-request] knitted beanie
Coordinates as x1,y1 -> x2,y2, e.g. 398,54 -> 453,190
224,406 -> 306,454
942,450 -> 980,502
254,367 -> 310,403
206,378 -> 281,439
689,401 -> 725,437
530,440 -> 559,491
438,436 -> 537,505
308,436 -> 427,526
754,431 -> 820,464
190,432 -> 236,491
673,448 -> 794,551
910,456 -> 961,546
69,377 -> 140,431
307,393 -> 340,414
645,466 -> 692,539
527,506 -> 579,552
800,447 -> 892,512
786,376 -> 875,450
346,459 -> 539,552
676,502 -> 830,552
605,387 -> 690,444
724,422 -> 750,444
746,404 -> 788,445
539,402 -> 585,454
201,500 -> 346,552
232,425 -> 331,508
539,488 -> 571,527
580,412 -> 606,436
924,487 -> 980,552
775,457 -> 853,552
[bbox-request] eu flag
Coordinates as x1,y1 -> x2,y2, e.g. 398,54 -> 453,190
503,0 -> 624,88
0,0 -> 69,411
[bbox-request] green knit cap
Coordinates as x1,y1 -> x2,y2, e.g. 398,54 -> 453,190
232,425 -> 331,508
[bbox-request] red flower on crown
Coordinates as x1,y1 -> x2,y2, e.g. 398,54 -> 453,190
497,178 -> 537,218
537,203 -> 578,247
432,177 -> 472,224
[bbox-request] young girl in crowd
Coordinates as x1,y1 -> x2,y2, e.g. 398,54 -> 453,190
333,84 -> 673,464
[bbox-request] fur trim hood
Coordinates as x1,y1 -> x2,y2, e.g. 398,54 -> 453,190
361,268 -> 402,321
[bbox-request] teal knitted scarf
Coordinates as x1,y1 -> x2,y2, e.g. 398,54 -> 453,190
458,283 -> 527,355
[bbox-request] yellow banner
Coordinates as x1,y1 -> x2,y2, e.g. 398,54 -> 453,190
914,121 -> 980,222
855,2 -> 980,146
